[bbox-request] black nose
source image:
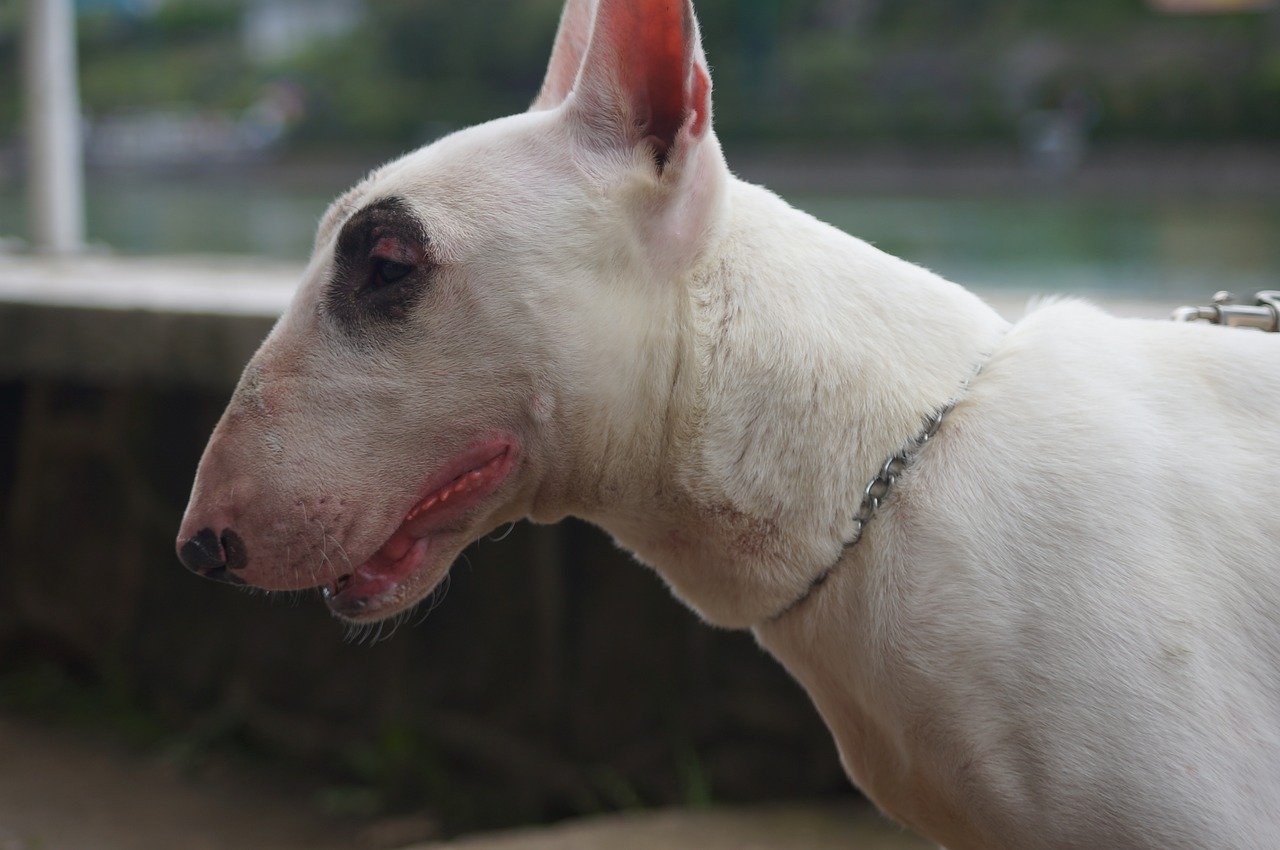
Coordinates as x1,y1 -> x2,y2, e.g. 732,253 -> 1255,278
178,528 -> 248,585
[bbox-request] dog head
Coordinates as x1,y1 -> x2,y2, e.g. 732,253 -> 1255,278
177,0 -> 727,622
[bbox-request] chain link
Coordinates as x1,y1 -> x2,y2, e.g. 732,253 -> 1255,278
765,360 -> 989,624
769,289 -> 1269,626
840,288 -> 1277,554
844,401 -> 955,549
1172,290 -> 1280,332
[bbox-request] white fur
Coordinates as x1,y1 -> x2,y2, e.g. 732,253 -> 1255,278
757,301 -> 1280,848
181,1 -> 1280,846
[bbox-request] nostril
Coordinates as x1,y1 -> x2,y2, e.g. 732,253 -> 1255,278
221,529 -> 248,571
179,528 -> 224,573
178,528 -> 250,586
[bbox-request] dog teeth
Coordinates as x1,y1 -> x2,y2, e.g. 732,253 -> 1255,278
406,496 -> 436,521
405,461 -> 499,522
322,577 -> 349,600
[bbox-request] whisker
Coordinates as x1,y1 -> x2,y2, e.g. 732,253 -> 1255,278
489,522 -> 517,542
331,535 -> 354,571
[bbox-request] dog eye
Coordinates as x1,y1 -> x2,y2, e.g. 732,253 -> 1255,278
371,259 -> 413,287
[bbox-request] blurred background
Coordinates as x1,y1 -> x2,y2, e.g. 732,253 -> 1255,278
0,1 -> 1277,848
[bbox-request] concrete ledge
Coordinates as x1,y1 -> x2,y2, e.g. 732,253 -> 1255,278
0,254 -> 296,388
0,303 -> 275,388
0,253 -> 299,316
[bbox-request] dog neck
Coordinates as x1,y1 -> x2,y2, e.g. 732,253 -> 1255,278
536,173 -> 1009,628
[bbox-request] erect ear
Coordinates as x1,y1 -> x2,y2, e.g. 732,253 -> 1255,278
531,0 -> 597,111
568,0 -> 712,172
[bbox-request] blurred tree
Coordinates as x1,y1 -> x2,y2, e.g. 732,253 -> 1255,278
0,0 -> 1276,158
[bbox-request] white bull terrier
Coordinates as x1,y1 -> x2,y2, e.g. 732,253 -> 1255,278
177,0 -> 1280,846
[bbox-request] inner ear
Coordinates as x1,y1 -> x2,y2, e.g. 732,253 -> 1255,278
570,0 -> 711,171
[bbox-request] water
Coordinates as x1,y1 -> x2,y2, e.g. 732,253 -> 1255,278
0,173 -> 343,260
2,173 -> 1277,301
796,194 -> 1280,300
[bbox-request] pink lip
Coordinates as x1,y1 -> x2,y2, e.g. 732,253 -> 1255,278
323,438 -> 518,620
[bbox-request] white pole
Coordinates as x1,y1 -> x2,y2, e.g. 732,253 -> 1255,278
24,0 -> 85,254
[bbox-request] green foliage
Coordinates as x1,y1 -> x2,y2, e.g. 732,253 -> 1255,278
676,746 -> 714,809
70,1 -> 257,116
0,659 -> 167,748
0,0 -> 1277,169
151,0 -> 244,40
283,0 -> 565,148
333,721 -> 457,818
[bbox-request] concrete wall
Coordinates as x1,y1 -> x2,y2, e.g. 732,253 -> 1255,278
0,294 -> 848,833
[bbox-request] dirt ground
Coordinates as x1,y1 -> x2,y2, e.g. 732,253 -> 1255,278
0,714 -> 929,850
412,807 -> 931,850
0,716 -> 367,850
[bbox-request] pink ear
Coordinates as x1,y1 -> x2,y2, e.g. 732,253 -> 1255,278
571,0 -> 712,170
531,0 -> 597,111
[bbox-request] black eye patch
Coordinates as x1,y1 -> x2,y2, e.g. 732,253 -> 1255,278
322,196 -> 435,332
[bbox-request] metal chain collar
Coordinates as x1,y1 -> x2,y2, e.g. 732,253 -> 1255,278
844,401 -> 953,550
766,385 -> 969,624
843,288 -> 1279,557
768,289 -> 1277,625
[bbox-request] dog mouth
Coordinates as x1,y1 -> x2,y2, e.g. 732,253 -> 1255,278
321,441 -> 517,622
